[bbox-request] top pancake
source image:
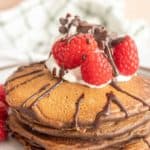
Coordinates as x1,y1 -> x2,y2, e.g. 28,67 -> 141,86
5,62 -> 150,129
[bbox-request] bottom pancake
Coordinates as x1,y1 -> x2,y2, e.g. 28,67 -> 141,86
8,114 -> 150,150
11,132 -> 150,150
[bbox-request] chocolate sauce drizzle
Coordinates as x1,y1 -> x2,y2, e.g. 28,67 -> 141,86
5,60 -> 64,109
111,37 -> 124,47
72,93 -> 84,130
7,72 -> 45,94
52,67 -> 67,79
21,83 -> 50,107
17,61 -> 45,72
6,69 -> 43,84
52,68 -> 56,77
29,79 -> 63,108
105,43 -> 119,76
94,91 -> 128,129
58,67 -> 66,79
110,81 -> 150,108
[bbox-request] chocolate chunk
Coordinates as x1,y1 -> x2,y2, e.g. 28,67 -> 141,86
59,18 -> 68,25
66,13 -> 71,18
111,37 -> 124,47
59,26 -> 68,34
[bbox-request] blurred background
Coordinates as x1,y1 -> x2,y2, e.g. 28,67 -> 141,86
0,0 -> 150,83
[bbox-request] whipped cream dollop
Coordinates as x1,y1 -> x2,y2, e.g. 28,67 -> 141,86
46,55 -> 132,88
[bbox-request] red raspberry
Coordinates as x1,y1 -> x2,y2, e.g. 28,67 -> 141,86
0,101 -> 8,120
81,52 -> 113,85
0,85 -> 6,102
0,120 -> 8,141
52,33 -> 98,69
113,35 -> 139,76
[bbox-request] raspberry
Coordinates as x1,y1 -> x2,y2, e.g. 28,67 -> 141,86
0,101 -> 8,120
0,85 -> 6,102
52,33 -> 98,69
81,52 -> 113,85
113,35 -> 139,76
0,120 -> 8,141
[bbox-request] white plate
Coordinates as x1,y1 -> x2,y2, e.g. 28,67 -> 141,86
0,137 -> 23,150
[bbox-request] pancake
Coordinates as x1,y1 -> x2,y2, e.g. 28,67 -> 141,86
13,133 -> 150,150
5,62 -> 150,131
5,61 -> 150,149
8,114 -> 150,150
14,109 -> 150,140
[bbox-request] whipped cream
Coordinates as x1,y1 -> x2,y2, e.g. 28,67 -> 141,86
46,55 -> 132,88
115,75 -> 132,82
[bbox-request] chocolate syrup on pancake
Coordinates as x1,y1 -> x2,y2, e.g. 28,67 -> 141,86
105,43 -> 119,76
52,68 -> 56,77
29,79 -> 63,107
16,61 -> 45,72
7,72 -> 45,94
72,93 -> 84,130
94,91 -> 128,129
110,81 -> 150,108
6,69 -> 43,84
21,83 -> 50,107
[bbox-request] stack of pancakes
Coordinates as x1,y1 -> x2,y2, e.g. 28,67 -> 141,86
5,62 -> 150,150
